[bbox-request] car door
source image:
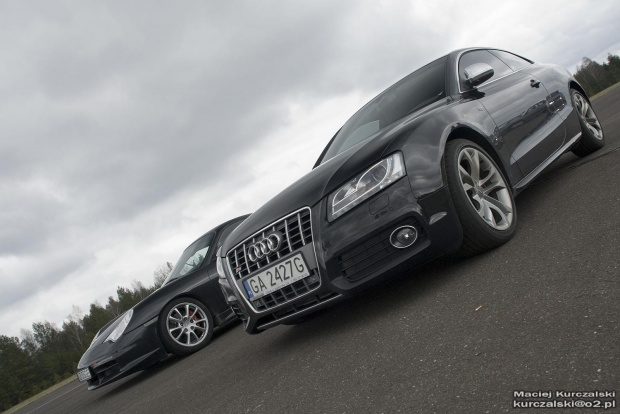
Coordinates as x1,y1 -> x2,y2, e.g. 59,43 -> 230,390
459,50 -> 565,179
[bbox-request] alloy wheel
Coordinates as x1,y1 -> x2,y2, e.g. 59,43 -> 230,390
166,302 -> 210,347
457,147 -> 514,231
573,92 -> 603,140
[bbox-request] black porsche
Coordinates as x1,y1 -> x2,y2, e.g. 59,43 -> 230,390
217,47 -> 605,334
77,215 -> 248,389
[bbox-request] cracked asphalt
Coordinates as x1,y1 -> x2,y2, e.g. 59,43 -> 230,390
16,87 -> 620,414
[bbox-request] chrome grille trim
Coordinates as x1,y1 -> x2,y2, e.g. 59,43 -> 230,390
233,249 -> 243,276
273,225 -> 281,260
298,212 -> 306,246
262,231 -> 270,265
284,218 -> 292,250
225,207 -> 318,313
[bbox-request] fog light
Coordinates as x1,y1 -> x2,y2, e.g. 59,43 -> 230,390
390,226 -> 418,249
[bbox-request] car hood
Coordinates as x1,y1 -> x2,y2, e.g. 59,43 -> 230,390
85,290 -> 159,351
78,335 -> 121,369
78,313 -> 126,369
87,314 -> 123,349
222,124 -> 410,252
220,98 -> 452,253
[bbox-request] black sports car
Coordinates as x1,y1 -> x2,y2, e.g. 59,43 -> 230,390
217,48 -> 605,334
77,215 -> 248,389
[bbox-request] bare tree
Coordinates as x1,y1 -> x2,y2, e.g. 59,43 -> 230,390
574,56 -> 617,96
153,261 -> 174,288
130,280 -> 152,301
19,328 -> 37,355
62,305 -> 85,350
106,296 -> 122,318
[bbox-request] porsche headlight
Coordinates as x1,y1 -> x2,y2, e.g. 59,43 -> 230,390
328,153 -> 405,221
105,309 -> 133,343
89,331 -> 101,348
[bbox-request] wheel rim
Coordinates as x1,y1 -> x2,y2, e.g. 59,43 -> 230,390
457,147 -> 514,231
166,302 -> 209,347
573,92 -> 603,140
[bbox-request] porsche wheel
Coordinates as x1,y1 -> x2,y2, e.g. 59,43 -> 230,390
159,297 -> 213,356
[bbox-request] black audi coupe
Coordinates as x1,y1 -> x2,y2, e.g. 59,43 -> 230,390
77,215 -> 248,389
217,47 -> 605,334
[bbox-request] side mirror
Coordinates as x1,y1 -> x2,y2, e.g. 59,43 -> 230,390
464,63 -> 494,87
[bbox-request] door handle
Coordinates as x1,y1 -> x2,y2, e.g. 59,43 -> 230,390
530,79 -> 541,88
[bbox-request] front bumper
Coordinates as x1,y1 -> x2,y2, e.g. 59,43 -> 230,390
77,320 -> 167,390
223,179 -> 462,333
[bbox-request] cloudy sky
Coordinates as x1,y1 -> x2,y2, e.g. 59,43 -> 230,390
1,0 -> 619,338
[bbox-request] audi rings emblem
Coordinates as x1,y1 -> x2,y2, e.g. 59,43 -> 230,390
247,232 -> 283,263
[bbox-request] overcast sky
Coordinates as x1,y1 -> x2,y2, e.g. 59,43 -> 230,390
1,0 -> 619,338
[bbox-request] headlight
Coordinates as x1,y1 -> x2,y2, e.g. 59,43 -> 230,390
105,309 -> 133,343
216,248 -> 226,280
89,331 -> 101,348
328,152 -> 405,221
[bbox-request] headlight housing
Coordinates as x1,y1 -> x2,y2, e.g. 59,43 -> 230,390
105,309 -> 133,342
89,331 -> 101,348
328,152 -> 405,221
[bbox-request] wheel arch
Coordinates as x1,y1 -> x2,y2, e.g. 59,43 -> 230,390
569,81 -> 589,101
444,126 -> 513,190
159,293 -> 215,322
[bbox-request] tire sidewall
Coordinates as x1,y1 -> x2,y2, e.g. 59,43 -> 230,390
445,139 -> 517,247
570,89 -> 605,144
159,297 -> 214,356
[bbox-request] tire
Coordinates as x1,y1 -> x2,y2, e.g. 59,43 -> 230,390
570,89 -> 605,157
159,297 -> 214,356
444,139 -> 517,256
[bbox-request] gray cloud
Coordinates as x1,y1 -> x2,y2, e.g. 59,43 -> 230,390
1,0 -> 619,336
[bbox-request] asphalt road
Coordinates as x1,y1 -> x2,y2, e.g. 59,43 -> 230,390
17,88 -> 620,414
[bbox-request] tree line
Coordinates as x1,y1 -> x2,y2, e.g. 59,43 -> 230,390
574,53 -> 620,96
0,263 -> 173,411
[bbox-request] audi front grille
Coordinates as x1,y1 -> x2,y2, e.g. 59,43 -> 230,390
226,208 -> 317,312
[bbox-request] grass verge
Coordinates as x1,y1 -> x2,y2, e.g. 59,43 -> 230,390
591,82 -> 620,101
2,376 -> 77,414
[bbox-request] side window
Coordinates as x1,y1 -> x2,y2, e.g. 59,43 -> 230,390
489,50 -> 532,71
319,56 -> 447,163
178,246 -> 210,276
459,50 -> 512,91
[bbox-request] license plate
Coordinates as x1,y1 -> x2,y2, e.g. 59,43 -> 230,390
242,253 -> 310,300
77,368 -> 92,382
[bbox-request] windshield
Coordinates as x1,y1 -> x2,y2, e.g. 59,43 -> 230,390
319,55 -> 447,164
163,232 -> 215,285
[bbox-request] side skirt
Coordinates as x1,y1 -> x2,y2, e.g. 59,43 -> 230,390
514,131 -> 582,191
